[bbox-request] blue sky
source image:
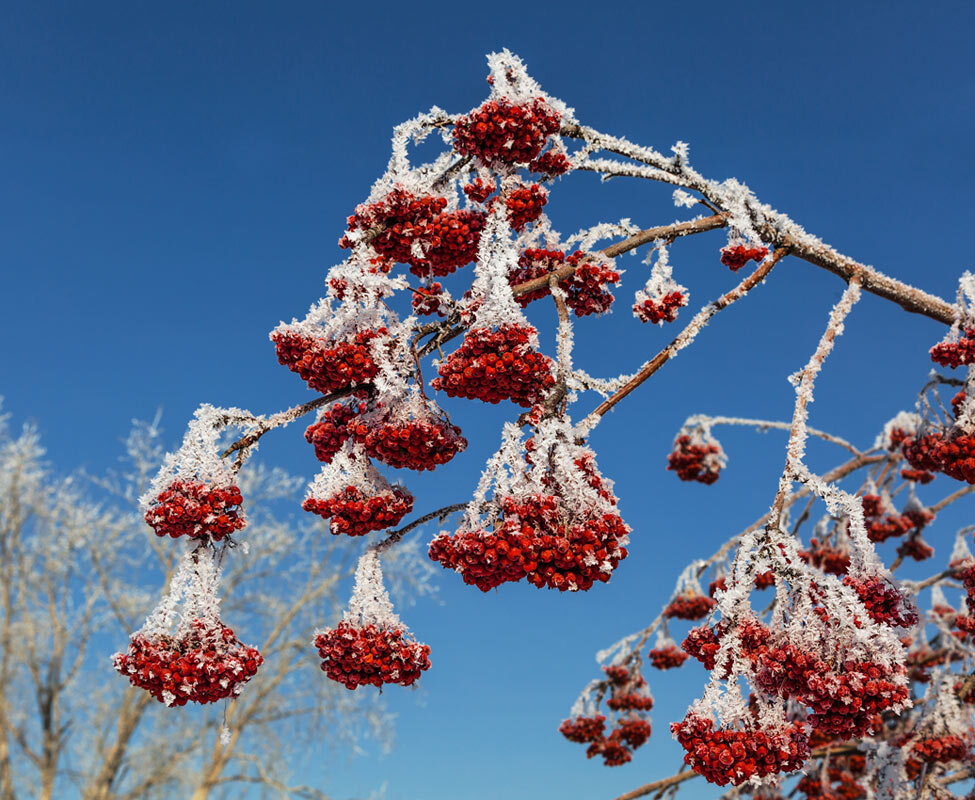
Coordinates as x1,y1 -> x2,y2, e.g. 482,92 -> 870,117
2,2 -> 975,799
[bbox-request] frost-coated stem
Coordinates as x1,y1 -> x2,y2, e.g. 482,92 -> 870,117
581,247 -> 788,426
770,278 -> 862,526
682,414 -> 863,456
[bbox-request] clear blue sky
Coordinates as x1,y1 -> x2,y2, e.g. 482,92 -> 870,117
2,2 -> 974,799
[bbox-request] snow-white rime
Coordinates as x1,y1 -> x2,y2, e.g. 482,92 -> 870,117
484,49 -> 575,123
305,444 -> 398,503
138,547 -> 223,640
344,550 -> 402,630
950,527 -> 974,564
141,404 -> 258,513
468,201 -> 534,332
633,245 -> 689,325
676,419 -> 728,475
874,410 -> 921,450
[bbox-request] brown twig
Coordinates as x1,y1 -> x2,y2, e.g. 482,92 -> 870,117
372,502 -> 469,554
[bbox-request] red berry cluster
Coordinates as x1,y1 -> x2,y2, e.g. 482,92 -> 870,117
842,575 -> 918,628
462,177 -> 496,204
634,292 -> 686,324
453,98 -> 561,166
896,536 -> 934,562
667,435 -> 723,484
905,736 -> 969,778
305,401 -> 364,463
313,621 -> 431,690
272,328 -> 384,395
412,283 -> 446,316
144,480 -> 246,541
930,327 -> 975,368
559,715 -> 606,743
431,325 -> 555,407
302,486 -> 414,536
756,645 -> 908,739
340,188 -> 446,263
501,183 -> 547,231
796,765 -> 866,800
509,247 -> 566,305
901,430 -> 975,484
663,593 -> 716,621
411,209 -> 486,277
347,413 -> 467,471
672,713 -> 810,786
753,570 -> 776,590
901,468 -> 935,484
649,644 -> 689,670
798,540 -> 850,575
429,494 -> 629,592
113,620 -> 262,706
861,494 -> 915,543
559,715 -> 650,767
720,244 -> 769,272
956,613 -> 975,635
561,253 -> 620,316
681,618 -> 771,674
529,150 -> 571,176
602,664 -> 655,711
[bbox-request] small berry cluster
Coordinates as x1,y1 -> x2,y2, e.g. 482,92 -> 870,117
314,621 -> 431,690
842,575 -> 918,628
905,736 -> 969,778
663,593 -> 716,621
272,328 -> 385,395
429,493 -> 629,592
347,412 -> 467,471
672,713 -> 809,786
720,244 -> 769,272
602,665 -> 655,712
412,283 -> 446,316
667,435 -> 724,484
681,618 -> 771,674
302,486 -> 414,536
462,177 -> 496,204
305,401 -> 364,463
508,249 -> 619,316
633,291 -> 686,324
861,494 -> 915,543
144,480 -> 246,541
529,150 -> 571,176
113,620 -> 262,706
431,324 -> 555,407
648,644 -> 689,670
930,327 -> 975,368
900,429 -> 975,484
500,183 -> 547,231
339,188 -> 446,263
453,97 -> 561,166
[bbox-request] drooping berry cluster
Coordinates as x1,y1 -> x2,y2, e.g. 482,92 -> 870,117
272,328 -> 385,395
429,493 -> 629,592
633,291 -> 686,324
930,327 -> 975,368
529,150 -> 571,176
144,480 -> 246,541
648,644 -> 689,670
113,619 -> 262,706
302,486 -> 414,536
453,97 -> 561,167
411,209 -> 487,277
860,494 -> 915,543
508,249 -> 619,316
720,244 -> 769,272
314,621 -> 431,690
663,593 -> 716,621
348,411 -> 467,471
305,401 -> 364,463
667,435 -> 724,484
904,736 -> 969,778
340,188 -> 445,262
501,183 -> 547,231
671,713 -> 809,786
462,177 -> 496,204
412,282 -> 446,316
900,429 -> 975,484
681,618 -> 771,674
431,324 -> 555,407
842,575 -> 918,628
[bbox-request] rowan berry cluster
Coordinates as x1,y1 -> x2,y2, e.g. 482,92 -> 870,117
681,618 -> 771,673
501,183 -> 547,231
431,324 -> 555,407
649,644 -> 689,670
144,480 -> 246,541
453,97 -> 561,167
720,243 -> 769,272
842,575 -> 918,628
671,713 -> 809,787
429,493 -> 629,592
860,494 -> 916,543
412,209 -> 486,277
113,620 -> 262,706
462,177 -> 496,204
347,410 -> 467,471
272,328 -> 385,395
667,434 -> 724,484
302,486 -> 414,536
529,150 -> 571,176
930,327 -> 975,368
508,248 -> 620,315
663,593 -> 717,621
904,736 -> 969,778
898,428 -> 975,484
305,401 -> 364,463
313,621 -> 431,690
412,282 -> 446,316
633,291 -> 686,324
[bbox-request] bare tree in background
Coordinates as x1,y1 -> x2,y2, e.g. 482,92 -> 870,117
0,402 -> 435,799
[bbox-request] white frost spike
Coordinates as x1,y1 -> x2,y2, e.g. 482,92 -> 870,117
345,550 -> 402,630
305,444 -> 397,505
633,245 -> 689,325
141,404 -> 258,514
484,49 -> 576,123
468,202 -> 534,333
138,547 -> 223,640
873,411 -> 921,451
950,527 -> 974,564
